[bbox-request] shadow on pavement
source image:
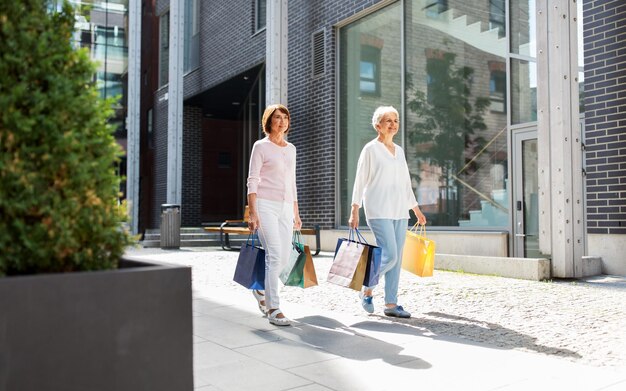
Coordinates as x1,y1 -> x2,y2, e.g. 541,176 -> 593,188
351,312 -> 582,360
274,315 -> 432,369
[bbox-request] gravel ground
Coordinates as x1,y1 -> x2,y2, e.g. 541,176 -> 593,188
127,246 -> 626,368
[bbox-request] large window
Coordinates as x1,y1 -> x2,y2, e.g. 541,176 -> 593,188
360,45 -> 381,95
404,1 -> 508,227
184,0 -> 200,72
67,1 -> 129,100
511,59 -> 537,123
256,0 -> 266,31
339,2 -> 402,225
489,0 -> 506,38
159,12 -> 170,87
339,1 -> 509,228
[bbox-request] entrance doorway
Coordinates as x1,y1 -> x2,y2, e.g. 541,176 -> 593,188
192,65 -> 265,223
512,128 -> 540,258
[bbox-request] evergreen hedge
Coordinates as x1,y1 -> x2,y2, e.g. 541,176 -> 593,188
0,1 -> 134,276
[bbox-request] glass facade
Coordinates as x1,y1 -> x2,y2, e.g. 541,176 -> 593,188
339,2 -> 402,226
256,0 -> 267,31
68,1 -> 129,104
340,0 -> 511,228
46,1 -> 129,198
184,0 -> 200,72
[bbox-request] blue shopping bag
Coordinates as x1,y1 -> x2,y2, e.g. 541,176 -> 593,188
233,233 -> 265,290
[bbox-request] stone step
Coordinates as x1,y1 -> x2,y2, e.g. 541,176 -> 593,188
141,238 -> 224,248
140,227 -> 248,248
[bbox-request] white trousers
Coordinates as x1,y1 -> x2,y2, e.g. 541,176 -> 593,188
256,198 -> 294,310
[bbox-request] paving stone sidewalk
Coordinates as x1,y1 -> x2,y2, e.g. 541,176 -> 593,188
126,246 -> 626,369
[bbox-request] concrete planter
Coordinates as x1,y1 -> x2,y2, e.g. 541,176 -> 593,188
0,256 -> 193,391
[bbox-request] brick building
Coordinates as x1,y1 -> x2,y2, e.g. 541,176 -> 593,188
127,0 -> 626,277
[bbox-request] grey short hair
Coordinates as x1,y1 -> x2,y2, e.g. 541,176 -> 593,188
371,106 -> 399,130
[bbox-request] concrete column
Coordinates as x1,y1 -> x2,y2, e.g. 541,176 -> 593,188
126,0 -> 141,234
536,0 -> 584,277
265,0 -> 288,105
167,0 -> 185,205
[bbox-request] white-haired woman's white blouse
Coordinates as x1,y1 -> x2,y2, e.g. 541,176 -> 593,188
351,138 -> 418,220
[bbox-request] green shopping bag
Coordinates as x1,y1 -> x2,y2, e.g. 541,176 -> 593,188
280,231 -> 318,288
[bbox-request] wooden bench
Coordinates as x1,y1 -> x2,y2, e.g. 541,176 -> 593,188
204,207 -> 321,255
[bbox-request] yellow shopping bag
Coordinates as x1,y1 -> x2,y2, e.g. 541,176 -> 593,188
402,223 -> 435,277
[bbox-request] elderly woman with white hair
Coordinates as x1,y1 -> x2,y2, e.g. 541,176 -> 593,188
348,105 -> 427,318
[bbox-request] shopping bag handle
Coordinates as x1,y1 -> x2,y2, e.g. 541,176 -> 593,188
246,231 -> 259,246
292,230 -> 303,244
408,222 -> 426,236
346,228 -> 359,246
354,228 -> 369,244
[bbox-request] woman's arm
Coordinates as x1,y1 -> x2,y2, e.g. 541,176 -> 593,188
349,147 -> 371,227
411,204 -> 427,225
247,193 -> 259,231
348,203 -> 360,229
293,201 -> 302,230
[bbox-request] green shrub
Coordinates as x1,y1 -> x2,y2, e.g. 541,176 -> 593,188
0,1 -> 134,276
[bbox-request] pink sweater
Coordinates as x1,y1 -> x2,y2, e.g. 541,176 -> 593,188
247,137 -> 298,203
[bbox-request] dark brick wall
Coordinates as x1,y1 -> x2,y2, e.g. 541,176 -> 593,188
287,0 -> 384,229
196,1 -> 266,93
153,88 -> 169,228
583,0 -> 626,234
182,106 -> 203,226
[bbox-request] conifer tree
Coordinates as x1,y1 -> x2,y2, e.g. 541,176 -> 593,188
0,1 -> 134,275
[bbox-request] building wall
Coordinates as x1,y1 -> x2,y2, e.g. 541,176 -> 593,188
182,106 -> 203,226
195,1 -> 266,95
583,0 -> 626,274
287,0 -> 383,228
153,87 -> 169,227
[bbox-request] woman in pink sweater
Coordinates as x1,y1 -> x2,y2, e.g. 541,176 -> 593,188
247,104 -> 302,326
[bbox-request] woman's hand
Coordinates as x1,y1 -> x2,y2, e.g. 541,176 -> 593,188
413,206 -> 427,225
248,212 -> 259,232
348,204 -> 360,229
293,215 -> 302,230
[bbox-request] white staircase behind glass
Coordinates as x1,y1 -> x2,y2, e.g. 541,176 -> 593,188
458,181 -> 508,227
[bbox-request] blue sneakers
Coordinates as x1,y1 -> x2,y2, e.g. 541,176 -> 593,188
359,291 -> 374,314
384,305 -> 411,318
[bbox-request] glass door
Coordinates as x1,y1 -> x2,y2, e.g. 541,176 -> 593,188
512,128 -> 540,258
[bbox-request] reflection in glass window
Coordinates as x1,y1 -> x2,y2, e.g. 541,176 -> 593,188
404,0 -> 508,227
511,59 -> 537,124
159,12 -> 170,86
489,0 -> 506,38
184,0 -> 200,72
339,2 -> 402,226
511,0 -> 536,57
256,0 -> 266,31
489,61 -> 506,113
360,45 -> 381,95
58,0 -> 129,197
425,0 -> 448,18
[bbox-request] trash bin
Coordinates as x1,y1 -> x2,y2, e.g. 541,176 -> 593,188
160,204 -> 181,249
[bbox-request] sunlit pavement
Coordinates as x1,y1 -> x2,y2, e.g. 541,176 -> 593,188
126,246 -> 626,391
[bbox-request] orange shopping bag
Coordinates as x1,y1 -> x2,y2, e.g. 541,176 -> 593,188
402,223 -> 435,277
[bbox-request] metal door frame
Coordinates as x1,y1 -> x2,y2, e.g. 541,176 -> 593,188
512,126 -> 538,258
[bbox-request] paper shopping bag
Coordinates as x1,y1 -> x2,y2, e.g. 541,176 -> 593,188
281,231 -> 318,288
402,224 -> 435,277
233,233 -> 266,289
353,229 -> 381,287
280,233 -> 305,285
348,246 -> 369,291
327,236 -> 366,289
363,244 -> 381,286
302,244 -> 318,288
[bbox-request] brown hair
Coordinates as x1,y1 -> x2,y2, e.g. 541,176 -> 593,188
261,104 -> 290,135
